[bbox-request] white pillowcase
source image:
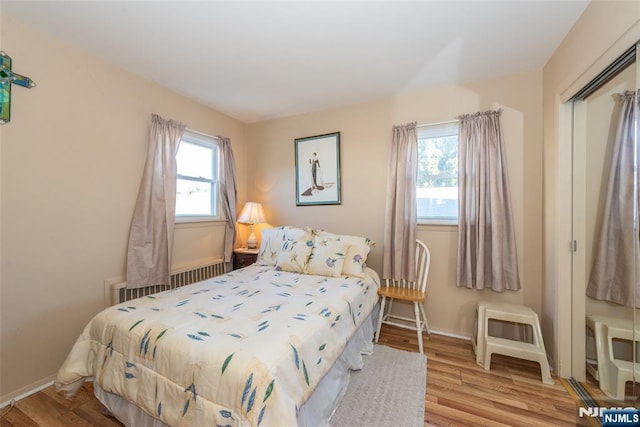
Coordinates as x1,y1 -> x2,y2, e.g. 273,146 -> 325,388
316,231 -> 374,277
275,237 -> 314,273
256,226 -> 312,266
256,226 -> 374,278
306,235 -> 350,278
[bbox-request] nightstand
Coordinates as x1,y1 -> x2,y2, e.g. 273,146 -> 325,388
233,248 -> 259,270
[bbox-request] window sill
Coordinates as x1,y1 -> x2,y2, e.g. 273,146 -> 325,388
417,219 -> 458,226
417,221 -> 458,232
175,216 -> 225,224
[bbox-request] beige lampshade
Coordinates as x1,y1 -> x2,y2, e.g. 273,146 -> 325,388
237,202 -> 267,225
237,202 -> 266,249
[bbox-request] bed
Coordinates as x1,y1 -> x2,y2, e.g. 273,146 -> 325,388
55,226 -> 379,427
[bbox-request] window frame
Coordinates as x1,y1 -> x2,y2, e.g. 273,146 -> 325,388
175,130 -> 221,223
416,121 -> 460,225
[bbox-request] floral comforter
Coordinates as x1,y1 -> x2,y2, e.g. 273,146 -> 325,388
55,265 -> 379,426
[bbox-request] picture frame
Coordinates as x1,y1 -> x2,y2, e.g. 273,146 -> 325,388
295,132 -> 341,206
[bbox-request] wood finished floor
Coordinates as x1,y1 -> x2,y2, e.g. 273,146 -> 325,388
0,324 -> 582,426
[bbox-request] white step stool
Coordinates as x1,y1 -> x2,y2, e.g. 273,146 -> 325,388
472,301 -> 554,385
586,314 -> 640,401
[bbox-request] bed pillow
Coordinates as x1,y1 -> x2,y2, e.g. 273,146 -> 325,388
256,226 -> 312,266
316,231 -> 374,277
306,234 -> 351,278
275,237 -> 314,273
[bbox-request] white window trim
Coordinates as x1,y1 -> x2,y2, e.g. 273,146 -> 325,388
175,215 -> 226,224
175,129 -> 221,223
417,218 -> 458,226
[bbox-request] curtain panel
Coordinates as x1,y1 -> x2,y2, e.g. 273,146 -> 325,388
126,114 -> 186,289
219,136 -> 238,263
586,90 -> 640,307
383,122 -> 418,282
457,110 -> 520,292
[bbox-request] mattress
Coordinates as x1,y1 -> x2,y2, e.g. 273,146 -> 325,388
56,264 -> 380,426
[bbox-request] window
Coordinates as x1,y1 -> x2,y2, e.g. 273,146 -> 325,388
417,122 -> 459,222
175,130 -> 219,220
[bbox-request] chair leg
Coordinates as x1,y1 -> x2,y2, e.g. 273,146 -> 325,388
414,302 -> 424,354
419,303 -> 430,335
375,296 -> 387,343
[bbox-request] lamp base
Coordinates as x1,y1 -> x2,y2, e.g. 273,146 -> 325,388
247,231 -> 258,249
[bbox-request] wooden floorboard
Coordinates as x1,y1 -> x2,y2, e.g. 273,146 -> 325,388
0,324 -> 581,426
378,324 -> 580,426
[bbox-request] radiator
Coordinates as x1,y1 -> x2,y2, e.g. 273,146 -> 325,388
104,258 -> 227,306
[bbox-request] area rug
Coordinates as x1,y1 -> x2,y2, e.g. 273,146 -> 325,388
330,344 -> 427,427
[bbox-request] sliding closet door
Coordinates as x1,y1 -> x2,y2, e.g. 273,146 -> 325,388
572,49 -> 638,403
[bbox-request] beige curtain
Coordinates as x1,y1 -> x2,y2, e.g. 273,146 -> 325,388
383,122 -> 418,282
219,136 -> 238,263
457,110 -> 520,292
126,114 -> 186,289
586,91 -> 639,306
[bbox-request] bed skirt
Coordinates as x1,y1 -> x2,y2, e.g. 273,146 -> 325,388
94,304 -> 379,427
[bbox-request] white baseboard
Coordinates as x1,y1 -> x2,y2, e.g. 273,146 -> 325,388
430,329 -> 472,341
0,376 -> 55,409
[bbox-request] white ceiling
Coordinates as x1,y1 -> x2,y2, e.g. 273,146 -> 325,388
2,1 -> 589,123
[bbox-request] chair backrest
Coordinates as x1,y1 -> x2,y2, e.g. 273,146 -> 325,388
414,240 -> 430,293
384,239 -> 431,292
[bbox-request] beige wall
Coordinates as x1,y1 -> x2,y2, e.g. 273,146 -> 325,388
247,70 -> 544,338
4,0 -> 638,403
543,0 -> 640,377
0,16 -> 247,401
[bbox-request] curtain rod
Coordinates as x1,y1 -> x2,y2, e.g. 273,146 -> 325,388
185,127 -> 220,140
417,119 -> 459,128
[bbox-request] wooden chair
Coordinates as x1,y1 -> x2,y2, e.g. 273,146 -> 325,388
375,240 -> 431,354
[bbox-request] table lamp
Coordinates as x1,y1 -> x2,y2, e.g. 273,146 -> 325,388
237,202 -> 267,249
